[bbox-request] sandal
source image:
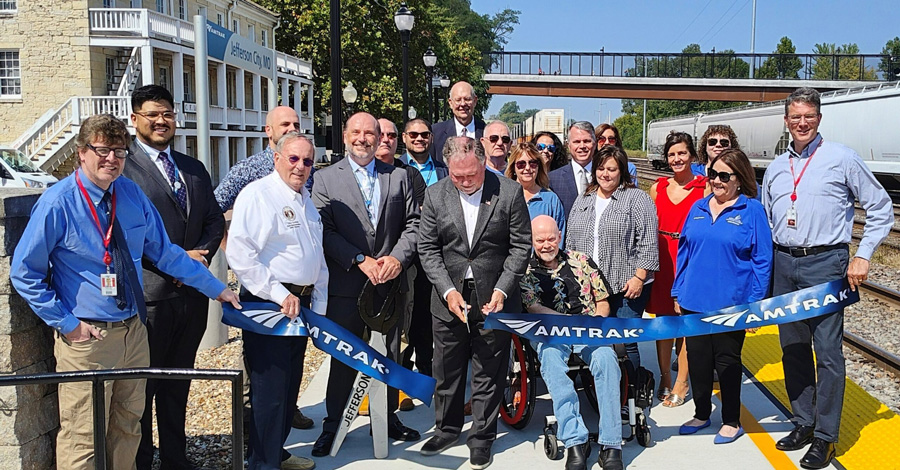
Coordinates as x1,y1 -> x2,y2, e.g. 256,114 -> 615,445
657,386 -> 671,402
662,393 -> 685,407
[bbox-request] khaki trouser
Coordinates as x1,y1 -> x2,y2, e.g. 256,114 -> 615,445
54,316 -> 150,470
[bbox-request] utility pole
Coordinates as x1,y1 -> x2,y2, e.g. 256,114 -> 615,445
641,99 -> 647,153
750,0 -> 757,78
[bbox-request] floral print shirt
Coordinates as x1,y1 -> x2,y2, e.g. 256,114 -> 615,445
520,250 -> 610,315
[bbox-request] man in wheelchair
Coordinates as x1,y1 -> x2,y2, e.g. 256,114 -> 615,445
520,216 -> 624,470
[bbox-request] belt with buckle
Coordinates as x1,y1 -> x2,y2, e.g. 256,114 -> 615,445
81,315 -> 139,329
774,243 -> 848,258
659,230 -> 681,239
284,283 -> 314,296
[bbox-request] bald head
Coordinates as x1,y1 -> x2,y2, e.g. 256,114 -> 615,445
375,118 -> 399,164
265,106 -> 301,149
448,81 -> 477,126
344,112 -> 381,164
532,215 -> 561,265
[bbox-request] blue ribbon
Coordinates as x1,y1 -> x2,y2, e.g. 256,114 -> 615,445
222,302 -> 436,405
485,280 -> 858,346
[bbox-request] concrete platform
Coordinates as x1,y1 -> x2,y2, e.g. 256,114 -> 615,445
285,340 -> 837,469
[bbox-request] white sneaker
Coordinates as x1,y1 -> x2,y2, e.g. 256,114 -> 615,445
282,454 -> 316,470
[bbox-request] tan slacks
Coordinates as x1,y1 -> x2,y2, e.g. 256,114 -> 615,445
54,316 -> 150,470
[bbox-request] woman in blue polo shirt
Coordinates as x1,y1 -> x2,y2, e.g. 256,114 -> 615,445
671,148 -> 773,444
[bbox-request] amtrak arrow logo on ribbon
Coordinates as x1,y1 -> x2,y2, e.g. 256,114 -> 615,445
700,309 -> 748,327
498,318 -> 542,335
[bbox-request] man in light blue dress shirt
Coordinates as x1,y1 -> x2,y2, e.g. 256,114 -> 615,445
761,87 -> 892,469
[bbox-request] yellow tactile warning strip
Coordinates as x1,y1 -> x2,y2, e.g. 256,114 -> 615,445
741,325 -> 900,469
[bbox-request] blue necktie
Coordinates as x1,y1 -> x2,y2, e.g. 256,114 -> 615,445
101,192 -> 147,322
159,152 -> 187,212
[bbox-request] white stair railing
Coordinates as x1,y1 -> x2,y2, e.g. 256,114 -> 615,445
117,47 -> 141,96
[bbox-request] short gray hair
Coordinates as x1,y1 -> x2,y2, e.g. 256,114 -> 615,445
568,121 -> 596,142
275,131 -> 314,155
484,120 -> 510,136
443,136 -> 485,164
785,87 -> 821,115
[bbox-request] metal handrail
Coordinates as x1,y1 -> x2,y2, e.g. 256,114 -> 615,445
0,368 -> 243,470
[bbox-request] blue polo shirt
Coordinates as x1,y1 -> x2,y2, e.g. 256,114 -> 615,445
527,188 -> 567,238
671,194 -> 773,313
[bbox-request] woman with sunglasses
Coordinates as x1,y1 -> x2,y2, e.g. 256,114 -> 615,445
595,123 -> 638,181
531,131 -> 568,173
505,143 -> 567,235
646,131 -> 708,408
695,125 -> 741,176
671,149 -> 772,444
566,145 -> 658,370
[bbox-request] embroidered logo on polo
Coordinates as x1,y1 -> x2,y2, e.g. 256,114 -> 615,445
726,214 -> 743,226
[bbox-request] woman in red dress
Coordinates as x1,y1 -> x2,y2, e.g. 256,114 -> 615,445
647,131 -> 708,407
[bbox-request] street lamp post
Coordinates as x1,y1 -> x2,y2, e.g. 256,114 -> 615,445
394,3 -> 414,124
432,77 -> 441,123
343,81 -> 358,118
329,0 -> 342,156
423,47 -> 436,124
439,76 -> 450,120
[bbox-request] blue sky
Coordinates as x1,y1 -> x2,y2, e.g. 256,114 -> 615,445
470,0 -> 898,124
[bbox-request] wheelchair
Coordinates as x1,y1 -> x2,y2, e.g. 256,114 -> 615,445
499,337 -> 654,460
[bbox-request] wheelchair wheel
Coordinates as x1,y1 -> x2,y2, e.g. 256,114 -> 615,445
543,428 -> 562,460
636,414 -> 651,447
500,335 -> 537,429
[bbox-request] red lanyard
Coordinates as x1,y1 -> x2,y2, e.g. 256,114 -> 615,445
75,171 -> 117,266
788,139 -> 823,203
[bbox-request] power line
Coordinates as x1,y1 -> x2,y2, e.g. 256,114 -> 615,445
695,0 -> 742,48
665,0 -> 714,52
704,0 -> 752,48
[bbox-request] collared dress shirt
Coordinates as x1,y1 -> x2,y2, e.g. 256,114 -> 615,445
134,139 -> 190,212
347,157 -> 382,226
455,119 -> 476,137
11,170 -> 226,334
405,153 -> 439,186
572,160 -> 593,197
214,146 -> 316,212
520,250 -> 609,315
440,185 -> 484,299
761,134 -> 892,260
527,187 -> 567,237
226,172 -> 328,314
672,194 -> 773,312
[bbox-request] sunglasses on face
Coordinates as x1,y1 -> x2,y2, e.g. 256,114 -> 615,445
707,138 -> 730,147
536,143 -> 556,153
708,169 -> 734,183
597,136 -> 617,145
286,155 -> 315,167
383,132 -> 398,139
488,135 -> 511,144
514,160 -> 540,170
405,131 -> 431,139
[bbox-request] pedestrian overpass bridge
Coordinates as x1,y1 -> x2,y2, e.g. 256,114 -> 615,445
483,51 -> 897,101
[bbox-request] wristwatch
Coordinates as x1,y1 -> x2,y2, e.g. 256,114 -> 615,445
353,253 -> 366,265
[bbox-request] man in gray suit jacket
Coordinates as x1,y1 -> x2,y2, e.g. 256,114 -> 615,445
418,136 -> 531,469
124,85 -> 225,470
310,112 -> 421,457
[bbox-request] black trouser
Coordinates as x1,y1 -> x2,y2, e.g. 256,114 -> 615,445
243,294 -> 310,470
322,294 -> 402,433
432,280 -> 511,450
402,262 -> 434,376
137,295 -> 208,470
684,309 -> 746,427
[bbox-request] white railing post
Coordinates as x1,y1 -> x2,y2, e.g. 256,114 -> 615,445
72,98 -> 82,126
140,9 -> 149,37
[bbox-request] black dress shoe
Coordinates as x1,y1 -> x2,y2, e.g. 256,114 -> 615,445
311,431 -> 335,457
565,442 -> 591,470
420,434 -> 458,456
292,408 -> 314,429
387,419 -> 421,441
469,447 -> 492,470
598,447 -> 623,470
775,425 -> 815,451
800,438 -> 835,469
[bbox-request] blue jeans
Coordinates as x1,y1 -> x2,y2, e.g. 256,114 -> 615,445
536,342 -> 621,447
608,283 -> 652,368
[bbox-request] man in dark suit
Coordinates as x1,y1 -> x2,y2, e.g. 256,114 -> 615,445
417,136 -> 531,469
310,112 -> 421,457
431,81 -> 486,164
125,85 -> 225,470
549,121 -> 597,217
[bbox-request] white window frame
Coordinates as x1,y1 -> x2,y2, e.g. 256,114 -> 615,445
177,0 -> 185,20
0,0 -> 16,13
216,13 -> 223,26
158,65 -> 170,91
247,24 -> 255,42
130,0 -> 141,7
105,57 -> 117,93
232,18 -> 239,34
0,50 -> 22,99
155,0 -> 165,14
261,30 -> 268,48
102,0 -> 115,8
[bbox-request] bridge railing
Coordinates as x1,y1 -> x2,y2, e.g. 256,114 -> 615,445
485,51 -> 897,82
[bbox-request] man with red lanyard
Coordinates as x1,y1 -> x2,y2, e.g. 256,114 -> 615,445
761,87 -> 892,469
10,114 -> 241,470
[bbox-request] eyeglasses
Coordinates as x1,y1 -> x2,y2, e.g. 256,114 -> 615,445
405,131 -> 431,139
708,169 -> 735,183
536,143 -> 556,153
383,132 -> 398,139
597,136 -> 617,145
87,144 -> 129,159
707,138 -> 731,147
487,135 -> 511,144
450,97 -> 475,105
135,111 -> 177,121
787,113 -> 820,124
514,160 -> 540,170
286,155 -> 315,167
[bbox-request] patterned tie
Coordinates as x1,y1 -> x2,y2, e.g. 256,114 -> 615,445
357,167 -> 376,225
159,152 -> 187,212
578,168 -> 589,195
461,128 -> 468,138
99,193 -> 128,311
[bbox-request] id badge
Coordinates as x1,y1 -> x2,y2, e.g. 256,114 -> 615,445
100,273 -> 118,296
786,207 -> 798,229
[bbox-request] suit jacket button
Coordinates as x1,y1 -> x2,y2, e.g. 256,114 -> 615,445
369,230 -> 375,236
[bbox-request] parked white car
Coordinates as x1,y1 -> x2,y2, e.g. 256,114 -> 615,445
0,147 -> 58,188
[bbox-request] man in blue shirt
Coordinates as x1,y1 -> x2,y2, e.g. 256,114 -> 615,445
761,87 -> 893,469
10,114 -> 241,470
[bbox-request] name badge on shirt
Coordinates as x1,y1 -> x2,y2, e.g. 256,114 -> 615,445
100,273 -> 118,296
282,206 -> 301,229
786,207 -> 798,229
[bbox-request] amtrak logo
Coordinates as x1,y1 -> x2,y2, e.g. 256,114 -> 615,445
497,318 -> 644,340
243,308 -> 290,328
499,319 -> 541,335
701,310 -> 748,327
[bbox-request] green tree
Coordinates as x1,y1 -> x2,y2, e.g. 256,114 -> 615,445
490,100 -> 538,125
757,37 -> 803,79
612,113 -> 643,150
259,0 -> 518,124
879,37 -> 900,80
810,43 -> 877,80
